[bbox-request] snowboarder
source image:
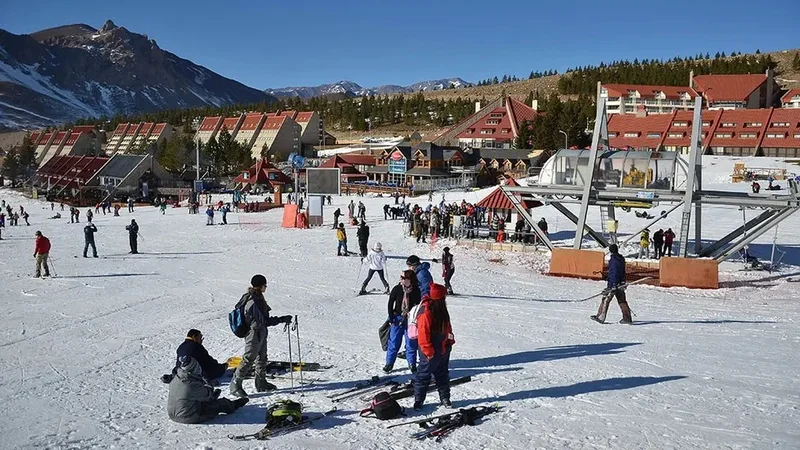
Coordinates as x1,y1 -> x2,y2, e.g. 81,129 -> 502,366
168,356 -> 248,424
638,229 -> 650,259
83,222 -> 98,258
406,255 -> 433,298
356,220 -> 370,258
440,247 -> 455,295
205,206 -> 214,225
125,219 -> 139,254
663,228 -> 675,257
360,242 -> 389,295
172,329 -> 228,382
413,283 -> 455,410
385,269 -> 421,373
336,223 -> 349,256
332,208 -> 342,229
652,229 -> 664,259
591,244 -> 632,324
229,275 -> 293,398
33,230 -> 51,278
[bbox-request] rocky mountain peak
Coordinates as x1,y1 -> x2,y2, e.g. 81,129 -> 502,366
100,20 -> 118,33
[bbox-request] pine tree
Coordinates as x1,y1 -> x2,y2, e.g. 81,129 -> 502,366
793,52 -> 800,70
1,148 -> 20,187
17,134 -> 37,178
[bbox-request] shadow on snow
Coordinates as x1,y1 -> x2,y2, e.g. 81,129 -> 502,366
58,272 -> 158,279
450,342 -> 642,370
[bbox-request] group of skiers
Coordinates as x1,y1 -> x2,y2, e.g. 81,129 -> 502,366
639,227 -> 676,259
0,203 -> 30,239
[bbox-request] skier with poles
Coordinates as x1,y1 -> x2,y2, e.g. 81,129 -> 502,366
229,275 -> 293,398
33,230 -> 51,278
125,219 -> 139,254
359,242 -> 390,295
591,244 -> 633,324
384,269 -> 421,373
413,283 -> 455,410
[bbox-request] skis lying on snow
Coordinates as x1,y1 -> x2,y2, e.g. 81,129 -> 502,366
387,404 -> 501,429
226,356 -> 330,372
387,376 -> 472,402
407,405 -> 502,442
327,375 -> 398,400
227,408 -> 337,441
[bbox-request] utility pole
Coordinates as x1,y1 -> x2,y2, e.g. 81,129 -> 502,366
195,138 -> 200,181
559,130 -> 568,149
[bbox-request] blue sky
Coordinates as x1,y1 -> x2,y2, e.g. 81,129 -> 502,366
3,0 -> 799,90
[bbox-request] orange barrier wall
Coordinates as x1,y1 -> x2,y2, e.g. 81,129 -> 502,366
281,204 -> 299,228
549,248 -> 605,280
659,257 -> 719,289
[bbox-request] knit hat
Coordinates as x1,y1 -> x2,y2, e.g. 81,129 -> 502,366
406,255 -> 421,266
34,230 -> 42,236
179,356 -> 202,376
443,247 -> 450,253
428,283 -> 447,300
251,274 -> 267,288
373,242 -> 382,251
608,244 -> 619,254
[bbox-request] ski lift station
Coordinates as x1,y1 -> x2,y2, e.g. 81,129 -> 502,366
500,97 -> 800,289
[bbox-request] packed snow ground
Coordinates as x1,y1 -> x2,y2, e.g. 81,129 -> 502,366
1,156 -> 799,450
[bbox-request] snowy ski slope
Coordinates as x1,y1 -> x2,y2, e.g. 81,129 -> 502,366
0,156 -> 798,449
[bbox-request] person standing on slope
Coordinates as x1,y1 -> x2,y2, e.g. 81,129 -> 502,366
384,269 -> 421,373
663,228 -> 676,257
126,219 -> 139,254
591,244 -> 632,324
360,242 -> 390,295
229,275 -> 293,398
652,229 -> 664,259
413,283 -> 455,410
333,208 -> 342,229
168,356 -> 248,424
356,220 -> 370,258
33,230 -> 51,278
83,221 -> 98,258
406,254 -> 433,298
439,247 -> 455,295
205,206 -> 215,226
638,228 -> 650,259
336,223 -> 349,256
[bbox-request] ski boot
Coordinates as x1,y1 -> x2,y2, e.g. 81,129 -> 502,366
619,301 -> 633,324
590,315 -> 605,324
255,375 -> 277,392
382,363 -> 393,374
384,287 -> 390,295
440,398 -> 453,408
233,397 -> 249,409
229,378 -> 248,398
358,289 -> 368,295
413,401 -> 423,411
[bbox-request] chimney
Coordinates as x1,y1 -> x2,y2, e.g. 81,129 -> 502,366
689,70 -> 694,88
635,105 -> 647,118
531,99 -> 538,111
475,101 -> 482,113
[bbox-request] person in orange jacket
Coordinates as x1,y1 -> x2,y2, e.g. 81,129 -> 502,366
413,283 -> 455,410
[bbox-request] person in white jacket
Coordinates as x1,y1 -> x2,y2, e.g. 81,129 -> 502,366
359,242 -> 390,295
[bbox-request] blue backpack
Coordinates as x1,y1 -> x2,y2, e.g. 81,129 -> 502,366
229,296 -> 250,338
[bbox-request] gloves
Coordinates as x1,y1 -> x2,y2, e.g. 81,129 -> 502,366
280,315 -> 293,324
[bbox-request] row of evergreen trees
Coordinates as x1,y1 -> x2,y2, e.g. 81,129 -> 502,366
558,52 -> 777,96
515,93 -> 595,150
1,138 -> 38,187
473,69 -> 559,87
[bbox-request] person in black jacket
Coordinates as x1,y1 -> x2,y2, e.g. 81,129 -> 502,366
125,219 -> 139,254
172,329 -> 229,382
591,244 -> 632,324
384,269 -> 421,374
356,220 -> 370,258
83,221 -> 98,258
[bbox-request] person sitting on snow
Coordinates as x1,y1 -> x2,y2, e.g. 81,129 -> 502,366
171,329 -> 229,384
167,356 -> 248,424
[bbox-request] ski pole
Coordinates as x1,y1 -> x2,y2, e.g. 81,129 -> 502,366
48,256 -> 58,277
137,231 -> 145,242
292,315 -> 304,390
285,321 -> 294,390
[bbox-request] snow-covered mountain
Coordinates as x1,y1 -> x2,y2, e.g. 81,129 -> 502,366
265,78 -> 472,99
0,21 -> 274,130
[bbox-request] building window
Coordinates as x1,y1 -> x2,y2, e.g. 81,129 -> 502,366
486,119 -> 500,125
480,129 -> 494,135
766,133 -> 786,138
668,132 -> 684,138
771,122 -> 790,127
673,121 -> 688,127
624,132 -> 639,138
702,121 -> 712,127
720,122 -> 736,128
490,113 -> 503,118
608,132 -> 617,138
646,132 -> 661,138
794,134 -> 800,139
743,122 -> 762,128
739,133 -> 757,138
715,133 -> 733,138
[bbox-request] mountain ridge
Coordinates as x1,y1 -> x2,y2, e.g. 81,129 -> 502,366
265,77 -> 472,99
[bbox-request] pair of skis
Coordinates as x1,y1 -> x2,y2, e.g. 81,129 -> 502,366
327,375 -> 398,402
227,407 -> 338,441
387,405 -> 502,442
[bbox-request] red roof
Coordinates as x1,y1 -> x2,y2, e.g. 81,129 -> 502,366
707,108 -> 771,148
274,110 -> 298,120
112,124 -> 129,136
151,123 -> 166,135
477,178 -> 541,210
603,84 -> 697,100
220,117 -> 239,131
233,159 -> 293,186
199,117 -> 222,131
781,88 -> 800,104
37,155 -> 109,189
29,132 -> 41,145
52,131 -> 68,144
693,74 -> 766,102
124,123 -> 140,135
139,122 -> 154,136
240,113 -> 265,130
760,108 -> 800,149
295,111 -> 314,123
64,132 -> 83,146
660,110 -> 722,148
263,116 -> 287,129
455,97 -> 538,142
71,125 -> 97,134
608,114 -> 674,149
36,133 -> 53,146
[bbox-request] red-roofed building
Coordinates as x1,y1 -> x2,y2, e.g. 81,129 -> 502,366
147,123 -> 172,147
104,123 -> 130,154
476,177 -> 542,223
118,122 -> 143,154
39,131 -> 69,165
196,116 -> 223,145
706,109 -> 771,156
234,113 -> 267,148
692,71 -> 779,110
608,114 -> 674,151
781,89 -> 800,109
218,115 -> 245,140
34,132 -> 55,160
319,154 -> 372,183
660,110 -> 722,154
57,132 -> 93,159
232,158 -> 293,191
248,115 -> 301,160
131,122 -> 155,149
293,111 -> 323,151
760,109 -> 800,157
29,132 -> 41,146
434,96 -> 539,149
37,155 -> 109,195
600,83 -> 697,115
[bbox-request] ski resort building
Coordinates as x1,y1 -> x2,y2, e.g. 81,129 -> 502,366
607,107 -> 800,157
782,89 -> 800,108
104,123 -> 129,154
434,96 -> 538,149
33,132 -> 54,159
87,153 -> 173,201
147,123 -> 172,147
196,116 -> 223,145
294,111 -> 324,150
117,123 -> 142,154
691,72 -> 779,110
234,113 -> 266,148
232,158 -> 293,191
130,122 -> 155,149
248,114 -> 301,160
218,115 -> 244,140
600,84 -> 697,115
36,155 -> 109,196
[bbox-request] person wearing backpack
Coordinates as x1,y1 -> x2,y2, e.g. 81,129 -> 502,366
168,356 -> 248,424
414,283 -> 455,410
229,275 -> 293,398
384,269 -> 421,374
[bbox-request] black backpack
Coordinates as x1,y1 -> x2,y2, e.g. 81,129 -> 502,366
360,391 -> 404,420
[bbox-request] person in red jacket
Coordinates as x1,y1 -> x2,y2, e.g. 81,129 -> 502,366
33,230 -> 51,278
413,283 -> 455,410
663,228 -> 676,257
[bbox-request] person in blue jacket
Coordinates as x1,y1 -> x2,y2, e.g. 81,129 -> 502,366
406,254 -> 433,297
591,244 -> 632,324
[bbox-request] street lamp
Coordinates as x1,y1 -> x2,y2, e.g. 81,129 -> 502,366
559,130 -> 568,149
